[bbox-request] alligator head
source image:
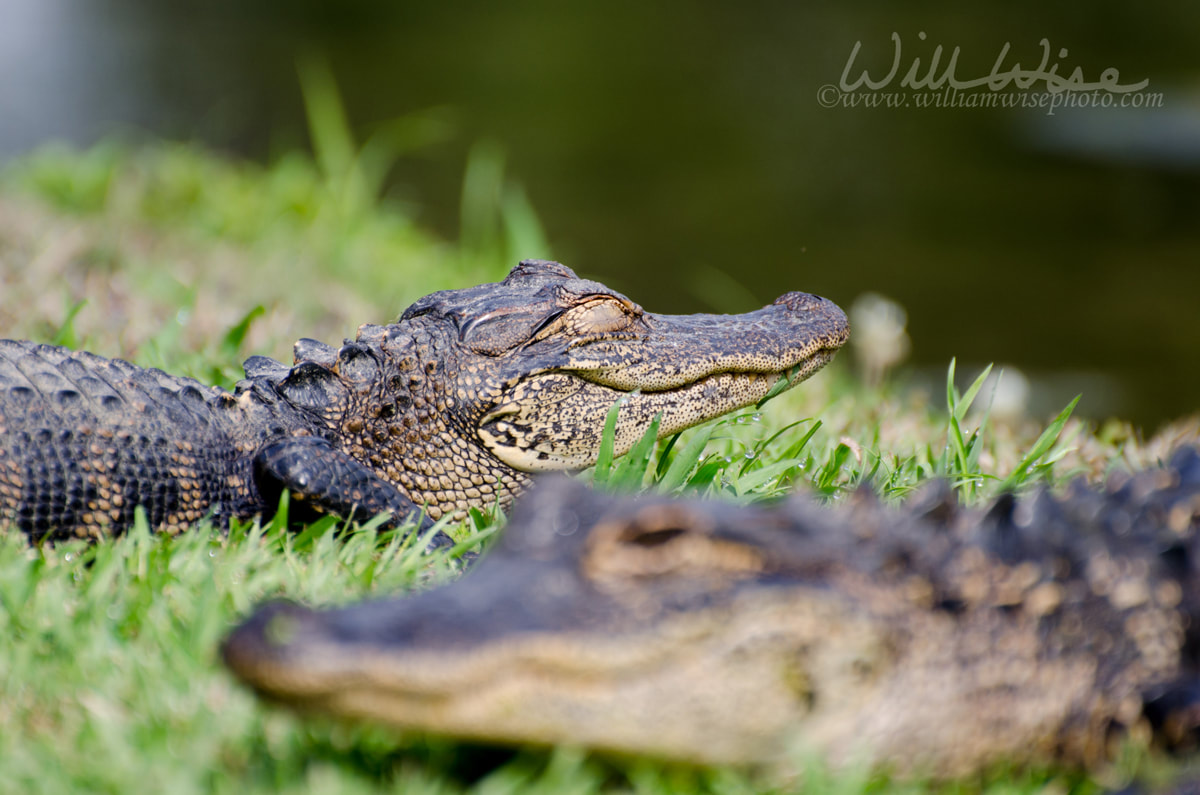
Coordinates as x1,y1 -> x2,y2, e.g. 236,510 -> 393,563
223,448 -> 1200,776
267,260 -> 848,519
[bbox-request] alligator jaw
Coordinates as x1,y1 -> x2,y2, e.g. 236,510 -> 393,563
478,291 -> 849,471
221,590 -> 865,766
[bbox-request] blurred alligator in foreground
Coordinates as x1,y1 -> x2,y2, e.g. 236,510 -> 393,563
0,260 -> 848,544
224,445 -> 1200,779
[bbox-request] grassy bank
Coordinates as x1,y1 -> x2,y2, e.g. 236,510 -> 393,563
0,140 -> 1194,794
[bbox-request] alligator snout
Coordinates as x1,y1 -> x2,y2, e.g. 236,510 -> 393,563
772,291 -> 850,344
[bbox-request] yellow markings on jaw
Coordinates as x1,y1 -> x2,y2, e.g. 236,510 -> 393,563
477,366 -> 826,474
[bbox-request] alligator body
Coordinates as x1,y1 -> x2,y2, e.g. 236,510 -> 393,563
0,260 -> 848,542
223,446 -> 1200,777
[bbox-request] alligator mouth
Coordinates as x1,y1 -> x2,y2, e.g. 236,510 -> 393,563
572,346 -> 841,424
221,583 -> 863,766
577,345 -> 840,397
223,605 -> 710,702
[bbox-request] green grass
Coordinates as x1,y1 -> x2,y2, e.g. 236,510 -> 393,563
0,132 -> 1194,794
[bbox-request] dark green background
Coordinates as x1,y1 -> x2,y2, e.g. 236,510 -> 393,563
3,1 -> 1197,428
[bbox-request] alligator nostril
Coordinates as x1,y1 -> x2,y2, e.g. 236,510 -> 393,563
774,292 -> 826,312
771,292 -> 850,344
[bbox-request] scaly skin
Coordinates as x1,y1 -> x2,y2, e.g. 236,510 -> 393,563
224,445 -> 1200,778
0,260 -> 848,542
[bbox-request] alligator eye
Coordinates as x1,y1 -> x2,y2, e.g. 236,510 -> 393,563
626,526 -> 687,547
532,298 -> 639,344
573,300 -> 633,333
526,309 -> 567,342
582,505 -> 764,583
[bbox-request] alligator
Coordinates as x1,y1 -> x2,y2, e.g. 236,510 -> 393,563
0,259 -> 848,543
223,444 -> 1200,779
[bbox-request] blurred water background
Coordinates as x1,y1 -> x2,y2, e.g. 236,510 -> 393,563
1,0 -> 1197,430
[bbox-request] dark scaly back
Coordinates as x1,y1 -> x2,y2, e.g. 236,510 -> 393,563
285,324 -> 531,522
0,340 -> 283,539
808,445 -> 1200,760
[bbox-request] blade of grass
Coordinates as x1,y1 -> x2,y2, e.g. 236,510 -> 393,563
945,361 -> 993,499
778,419 -> 823,462
658,423 -> 718,491
591,397 -> 624,488
50,299 -> 88,348
814,443 -> 853,493
296,55 -> 357,184
734,459 -> 803,496
758,418 -> 813,455
610,412 -> 662,492
945,357 -> 959,415
219,304 -> 265,359
956,363 -> 993,422
996,395 -> 1081,493
755,365 -> 801,409
688,454 -> 728,490
654,431 -> 683,480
